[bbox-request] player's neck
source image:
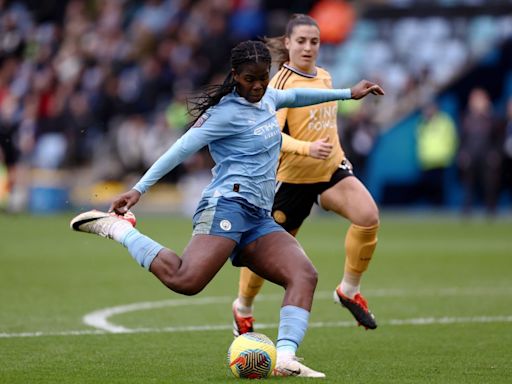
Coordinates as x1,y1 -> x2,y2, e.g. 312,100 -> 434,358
284,63 -> 317,77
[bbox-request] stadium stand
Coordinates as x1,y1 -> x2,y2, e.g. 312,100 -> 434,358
0,0 -> 511,213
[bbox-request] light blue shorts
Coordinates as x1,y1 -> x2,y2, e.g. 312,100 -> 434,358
192,197 -> 285,266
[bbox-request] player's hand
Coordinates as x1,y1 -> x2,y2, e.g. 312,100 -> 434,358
109,189 -> 141,215
350,80 -> 385,100
309,137 -> 333,160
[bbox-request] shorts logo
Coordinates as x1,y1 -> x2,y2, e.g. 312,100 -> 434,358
220,219 -> 232,231
339,158 -> 353,173
273,210 -> 287,224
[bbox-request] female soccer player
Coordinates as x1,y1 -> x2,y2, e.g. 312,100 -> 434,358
71,40 -> 383,378
233,15 -> 383,336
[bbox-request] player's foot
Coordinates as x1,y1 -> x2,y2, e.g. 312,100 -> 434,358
70,210 -> 136,240
232,300 -> 254,337
334,286 -> 377,330
273,356 -> 325,378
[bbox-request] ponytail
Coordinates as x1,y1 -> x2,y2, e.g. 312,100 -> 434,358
187,73 -> 236,123
264,36 -> 289,69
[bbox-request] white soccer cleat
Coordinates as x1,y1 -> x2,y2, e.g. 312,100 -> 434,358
70,210 -> 136,239
273,356 -> 326,378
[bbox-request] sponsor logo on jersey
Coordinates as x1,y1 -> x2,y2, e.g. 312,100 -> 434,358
307,105 -> 337,131
254,121 -> 280,139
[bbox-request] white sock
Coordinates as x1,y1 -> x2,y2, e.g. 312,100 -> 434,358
234,298 -> 253,316
110,220 -> 134,243
277,349 -> 295,362
339,271 -> 361,299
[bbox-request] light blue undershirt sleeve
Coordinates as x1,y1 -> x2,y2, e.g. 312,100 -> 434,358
133,121 -> 223,194
274,88 -> 352,110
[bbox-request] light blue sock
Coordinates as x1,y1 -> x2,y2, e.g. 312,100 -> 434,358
121,228 -> 164,270
276,305 -> 310,354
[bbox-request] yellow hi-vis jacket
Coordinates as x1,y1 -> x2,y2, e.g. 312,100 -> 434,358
417,112 -> 458,170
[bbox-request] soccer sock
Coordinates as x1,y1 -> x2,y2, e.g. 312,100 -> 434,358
234,299 -> 253,317
120,228 -> 164,270
238,267 -> 265,309
340,223 -> 379,298
110,220 -> 134,243
339,270 -> 361,299
276,305 -> 310,357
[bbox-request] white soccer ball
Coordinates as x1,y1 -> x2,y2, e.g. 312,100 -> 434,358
227,332 -> 276,379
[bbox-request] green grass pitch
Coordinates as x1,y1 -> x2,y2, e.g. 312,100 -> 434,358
0,212 -> 511,383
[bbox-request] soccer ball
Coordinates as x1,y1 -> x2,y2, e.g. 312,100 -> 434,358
227,332 -> 276,379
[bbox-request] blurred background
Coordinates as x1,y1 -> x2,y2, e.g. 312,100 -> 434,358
0,0 -> 511,216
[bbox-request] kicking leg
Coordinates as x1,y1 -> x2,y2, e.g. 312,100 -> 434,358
71,210 -> 235,295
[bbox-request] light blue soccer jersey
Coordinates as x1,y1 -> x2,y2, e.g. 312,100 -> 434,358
133,87 -> 351,211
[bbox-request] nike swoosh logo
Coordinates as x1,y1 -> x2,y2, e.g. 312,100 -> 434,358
71,215 -> 108,230
282,368 -> 301,376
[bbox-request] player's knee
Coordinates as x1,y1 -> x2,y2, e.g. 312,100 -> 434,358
176,285 -> 203,296
355,205 -> 380,227
296,262 -> 318,289
162,275 -> 205,296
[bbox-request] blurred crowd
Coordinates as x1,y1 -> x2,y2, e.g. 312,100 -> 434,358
1,0 -> 511,214
0,0 -> 273,210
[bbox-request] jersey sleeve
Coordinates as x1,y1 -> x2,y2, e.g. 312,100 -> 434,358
274,88 -> 351,109
281,132 -> 310,156
133,111 -> 228,194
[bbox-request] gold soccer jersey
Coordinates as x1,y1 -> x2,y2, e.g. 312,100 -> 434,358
271,64 -> 344,184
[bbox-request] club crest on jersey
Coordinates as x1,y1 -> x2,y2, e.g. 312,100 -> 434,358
192,113 -> 210,128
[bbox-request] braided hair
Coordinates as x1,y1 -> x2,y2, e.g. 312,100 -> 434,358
188,40 -> 272,123
265,14 -> 319,69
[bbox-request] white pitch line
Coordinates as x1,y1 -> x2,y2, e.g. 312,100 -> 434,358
82,287 -> 512,333
1,316 -> 512,339
83,296 -> 234,333
1,288 -> 511,339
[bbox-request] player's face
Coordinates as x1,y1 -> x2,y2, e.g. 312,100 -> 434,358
285,25 -> 320,73
233,62 -> 270,103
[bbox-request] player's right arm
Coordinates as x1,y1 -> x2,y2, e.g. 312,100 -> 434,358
110,112 -> 227,213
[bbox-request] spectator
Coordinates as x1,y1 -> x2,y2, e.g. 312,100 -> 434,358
415,101 -> 458,206
340,101 -> 380,181
502,96 -> 512,200
457,88 -> 502,216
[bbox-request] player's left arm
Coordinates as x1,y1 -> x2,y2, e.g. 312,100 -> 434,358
281,134 -> 333,159
273,80 -> 384,109
275,105 -> 310,156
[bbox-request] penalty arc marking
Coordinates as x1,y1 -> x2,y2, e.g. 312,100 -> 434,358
82,287 -> 512,333
1,288 -> 512,338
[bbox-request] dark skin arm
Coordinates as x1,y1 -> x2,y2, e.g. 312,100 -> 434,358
350,79 -> 385,99
108,189 -> 141,214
